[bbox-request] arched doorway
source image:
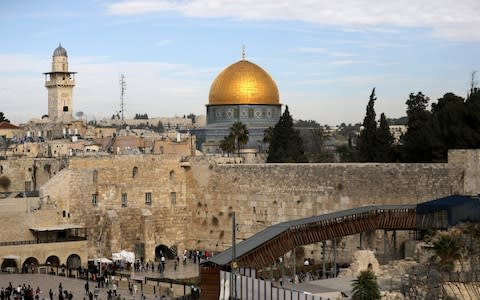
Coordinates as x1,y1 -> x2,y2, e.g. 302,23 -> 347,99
155,244 -> 176,259
1,257 -> 18,272
22,257 -> 39,274
67,254 -> 81,268
67,254 -> 81,278
45,255 -> 60,275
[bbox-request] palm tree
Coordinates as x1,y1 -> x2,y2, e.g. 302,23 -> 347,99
219,134 -> 235,156
351,270 -> 381,300
230,122 -> 249,156
431,233 -> 462,272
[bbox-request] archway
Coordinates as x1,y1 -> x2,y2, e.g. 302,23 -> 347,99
45,255 -> 60,275
22,257 -> 39,274
67,254 -> 81,269
1,257 -> 18,272
66,254 -> 81,278
155,244 -> 176,259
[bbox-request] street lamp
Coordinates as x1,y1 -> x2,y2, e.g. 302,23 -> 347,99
231,212 -> 238,300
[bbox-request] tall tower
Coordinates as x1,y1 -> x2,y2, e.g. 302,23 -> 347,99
43,43 -> 76,123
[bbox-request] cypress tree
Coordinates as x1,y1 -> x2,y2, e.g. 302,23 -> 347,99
267,106 -> 307,163
375,113 -> 394,162
357,88 -> 377,162
403,92 -> 433,162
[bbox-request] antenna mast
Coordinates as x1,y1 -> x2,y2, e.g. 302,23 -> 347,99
120,74 -> 127,121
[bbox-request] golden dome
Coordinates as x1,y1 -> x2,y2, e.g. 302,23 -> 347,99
208,60 -> 280,106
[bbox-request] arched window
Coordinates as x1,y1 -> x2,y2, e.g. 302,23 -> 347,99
93,170 -> 98,183
169,170 -> 175,180
132,166 -> 138,178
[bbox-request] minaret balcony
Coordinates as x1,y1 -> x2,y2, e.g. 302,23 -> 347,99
45,79 -> 75,87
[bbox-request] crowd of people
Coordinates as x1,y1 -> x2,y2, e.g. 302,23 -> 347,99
0,282 -> 74,300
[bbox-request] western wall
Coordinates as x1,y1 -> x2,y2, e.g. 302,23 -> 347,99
4,149 -> 468,265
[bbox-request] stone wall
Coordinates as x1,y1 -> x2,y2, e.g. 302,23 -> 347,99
0,196 -> 57,241
45,155 -> 191,260
0,241 -> 87,269
3,150 -> 480,266
0,158 -> 65,193
186,159 -> 464,251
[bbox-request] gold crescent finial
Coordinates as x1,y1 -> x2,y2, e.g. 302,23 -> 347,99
242,45 -> 246,60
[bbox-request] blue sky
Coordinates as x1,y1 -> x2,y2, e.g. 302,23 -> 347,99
1,0 -> 479,125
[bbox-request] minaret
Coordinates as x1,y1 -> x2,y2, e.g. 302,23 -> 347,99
43,43 -> 76,123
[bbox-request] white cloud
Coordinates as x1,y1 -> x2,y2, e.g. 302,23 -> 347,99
108,0 -> 480,40
294,47 -> 353,56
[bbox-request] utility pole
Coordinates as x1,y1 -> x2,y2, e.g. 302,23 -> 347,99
119,74 -> 127,123
231,212 -> 237,300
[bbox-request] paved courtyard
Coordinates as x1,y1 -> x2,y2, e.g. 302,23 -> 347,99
0,260 -> 200,300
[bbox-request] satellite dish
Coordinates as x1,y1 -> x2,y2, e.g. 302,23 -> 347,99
76,111 -> 84,117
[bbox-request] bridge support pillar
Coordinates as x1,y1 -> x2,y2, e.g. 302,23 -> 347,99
292,247 -> 296,283
393,230 -> 397,259
384,230 -> 388,264
333,238 -> 337,278
359,232 -> 364,250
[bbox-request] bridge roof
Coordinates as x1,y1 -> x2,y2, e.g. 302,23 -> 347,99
207,204 -> 415,267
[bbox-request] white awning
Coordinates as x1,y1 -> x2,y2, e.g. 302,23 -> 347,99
96,258 -> 113,264
3,255 -> 20,260
30,224 -> 85,231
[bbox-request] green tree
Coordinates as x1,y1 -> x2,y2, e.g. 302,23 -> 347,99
294,119 -> 321,128
431,234 -> 462,272
430,93 -> 475,161
230,121 -> 249,156
300,127 -> 332,162
375,113 -> 394,162
403,92 -> 433,162
0,112 -> 9,123
219,134 -> 235,156
267,106 -> 307,163
357,88 -> 377,162
351,270 -> 381,300
187,113 -> 196,124
465,84 -> 480,147
337,135 -> 358,162
263,126 -> 273,144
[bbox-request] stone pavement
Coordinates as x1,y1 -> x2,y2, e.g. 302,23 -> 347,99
0,260 -> 200,300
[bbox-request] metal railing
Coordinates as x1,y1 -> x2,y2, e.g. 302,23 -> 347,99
0,237 -> 87,246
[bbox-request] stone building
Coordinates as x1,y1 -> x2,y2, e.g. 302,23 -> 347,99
0,122 -> 24,140
44,44 -> 76,123
196,53 -> 282,154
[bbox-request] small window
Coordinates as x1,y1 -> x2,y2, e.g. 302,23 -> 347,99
145,192 -> 152,205
170,192 -> 176,205
169,170 -> 175,180
25,181 -> 32,192
93,170 -> 98,183
121,193 -> 128,207
0,165 -> 3,174
132,167 -> 138,178
92,193 -> 98,206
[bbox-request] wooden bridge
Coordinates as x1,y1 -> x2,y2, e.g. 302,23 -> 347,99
200,195 -> 480,299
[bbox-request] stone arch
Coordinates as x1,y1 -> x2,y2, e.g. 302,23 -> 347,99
66,254 -> 81,269
169,170 -> 175,180
1,258 -> 18,272
46,255 -> 60,267
155,244 -> 176,259
22,257 -> 39,273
